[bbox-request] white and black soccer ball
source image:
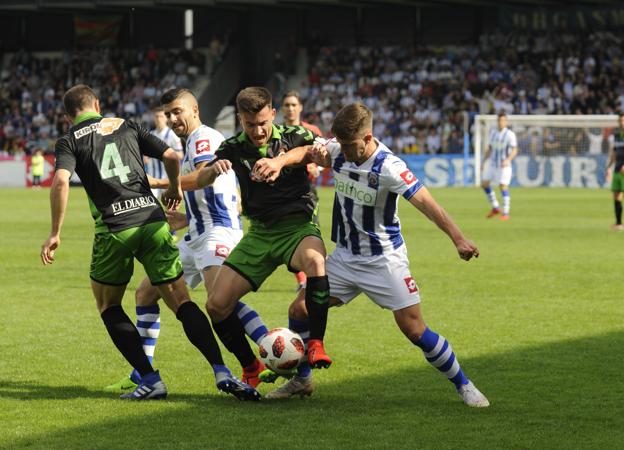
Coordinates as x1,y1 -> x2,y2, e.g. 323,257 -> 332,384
258,327 -> 305,374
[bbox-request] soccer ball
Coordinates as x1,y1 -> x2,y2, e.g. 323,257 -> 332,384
258,327 -> 305,374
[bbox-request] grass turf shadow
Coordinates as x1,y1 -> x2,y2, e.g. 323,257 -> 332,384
3,331 -> 623,449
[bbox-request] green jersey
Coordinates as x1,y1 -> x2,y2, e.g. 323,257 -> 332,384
213,124 -> 316,224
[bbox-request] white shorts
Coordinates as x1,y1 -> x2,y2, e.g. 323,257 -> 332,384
483,163 -> 512,186
326,245 -> 420,311
178,227 -> 243,289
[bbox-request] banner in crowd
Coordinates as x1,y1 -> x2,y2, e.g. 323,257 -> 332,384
74,15 -> 122,47
316,154 -> 610,188
499,6 -> 624,31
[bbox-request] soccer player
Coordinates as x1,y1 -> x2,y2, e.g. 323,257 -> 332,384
31,148 -> 45,189
41,84 -> 259,401
606,113 -> 624,231
481,111 -> 518,220
281,90 -> 324,291
257,103 -> 490,407
104,88 -> 269,392
195,87 -> 333,379
145,106 -> 183,199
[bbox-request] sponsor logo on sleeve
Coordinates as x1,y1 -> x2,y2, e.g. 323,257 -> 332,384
215,244 -> 230,258
400,170 -> 416,185
196,139 -> 211,155
404,276 -> 418,294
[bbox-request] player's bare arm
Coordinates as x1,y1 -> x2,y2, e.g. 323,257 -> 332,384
481,146 -> 492,170
41,168 -> 72,265
502,147 -> 518,167
160,148 -> 183,211
408,187 -> 479,261
252,145 -> 312,182
149,161 -> 210,191
197,159 -> 232,188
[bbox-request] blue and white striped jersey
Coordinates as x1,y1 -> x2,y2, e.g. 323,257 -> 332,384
328,139 -> 422,257
182,125 -> 242,241
487,127 -> 517,168
145,127 -> 183,178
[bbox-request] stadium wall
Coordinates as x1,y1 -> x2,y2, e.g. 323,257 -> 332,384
0,154 -> 609,188
313,154 -> 610,188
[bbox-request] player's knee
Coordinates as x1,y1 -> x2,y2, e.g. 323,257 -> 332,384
205,293 -> 230,321
403,321 -> 427,343
288,297 -> 307,320
303,254 -> 326,277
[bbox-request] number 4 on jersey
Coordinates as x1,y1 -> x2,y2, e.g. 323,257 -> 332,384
100,143 -> 131,183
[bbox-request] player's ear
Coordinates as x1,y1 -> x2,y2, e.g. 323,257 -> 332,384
271,108 -> 276,120
94,99 -> 101,114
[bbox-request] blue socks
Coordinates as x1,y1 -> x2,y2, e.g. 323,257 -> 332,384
415,328 -> 469,389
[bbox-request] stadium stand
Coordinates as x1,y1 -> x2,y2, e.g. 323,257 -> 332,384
0,45 -> 221,157
298,31 -> 624,154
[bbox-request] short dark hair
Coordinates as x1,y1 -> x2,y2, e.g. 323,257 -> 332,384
331,103 -> 373,140
236,87 -> 272,114
619,112 -> 624,118
160,88 -> 195,105
497,111 -> 507,118
63,84 -> 98,118
282,90 -> 302,104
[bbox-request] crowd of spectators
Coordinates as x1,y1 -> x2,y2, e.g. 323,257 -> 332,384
298,31 -> 624,154
0,46 -> 213,157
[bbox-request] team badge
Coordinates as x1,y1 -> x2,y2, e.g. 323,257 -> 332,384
215,244 -> 230,258
400,170 -> 416,185
368,172 -> 379,187
196,139 -> 210,154
404,276 -> 418,294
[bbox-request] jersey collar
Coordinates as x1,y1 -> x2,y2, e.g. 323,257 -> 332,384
73,112 -> 102,125
237,124 -> 282,157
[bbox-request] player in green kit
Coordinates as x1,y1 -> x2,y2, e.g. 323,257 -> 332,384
194,87 -> 332,383
606,113 -> 624,231
41,84 -> 259,401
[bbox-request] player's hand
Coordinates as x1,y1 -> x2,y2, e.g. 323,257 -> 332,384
252,158 -> 282,183
211,159 -> 232,176
41,234 -> 60,265
307,163 -> 320,179
456,238 -> 479,261
501,159 -> 510,167
165,210 -> 188,231
162,185 -> 183,211
308,142 -> 329,165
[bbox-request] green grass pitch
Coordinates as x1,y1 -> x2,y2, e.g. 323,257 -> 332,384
1,186 -> 622,449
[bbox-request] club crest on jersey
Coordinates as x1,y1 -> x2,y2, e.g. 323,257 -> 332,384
196,139 -> 210,154
404,276 -> 418,294
368,172 -> 379,187
215,244 -> 230,258
400,170 -> 416,185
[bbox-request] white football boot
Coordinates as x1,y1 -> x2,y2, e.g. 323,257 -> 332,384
457,381 -> 490,407
265,375 -> 314,399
